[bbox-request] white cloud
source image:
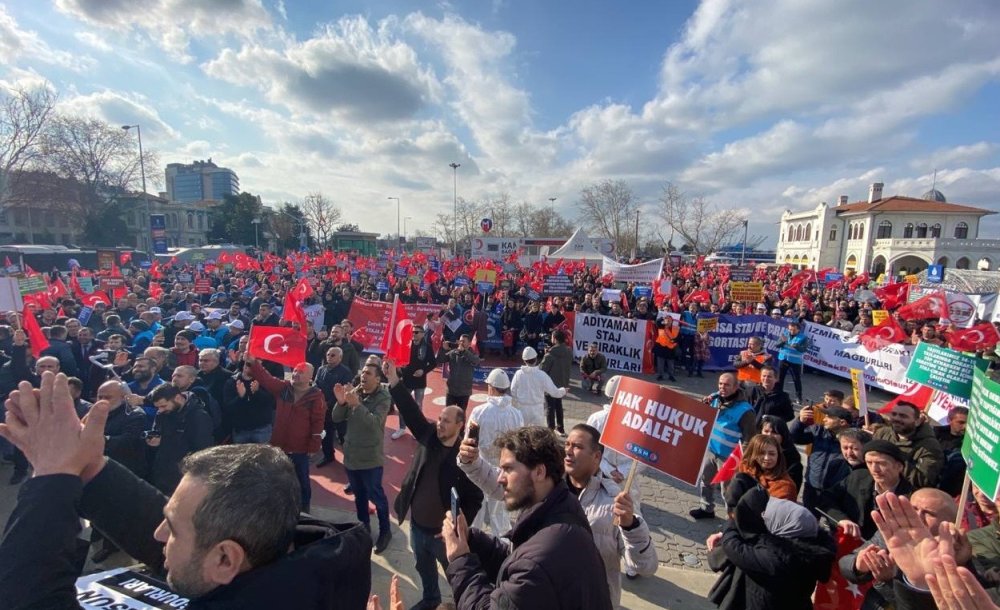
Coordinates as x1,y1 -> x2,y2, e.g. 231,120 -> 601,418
73,31 -> 111,52
910,142 -> 998,171
0,5 -> 94,71
58,90 -> 180,140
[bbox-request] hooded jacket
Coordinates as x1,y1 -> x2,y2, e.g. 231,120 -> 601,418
0,460 -> 373,610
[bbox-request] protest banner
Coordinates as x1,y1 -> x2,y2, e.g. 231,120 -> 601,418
473,268 -> 496,284
905,341 -> 988,400
347,297 -> 441,353
871,310 -> 889,326
194,278 -> 212,294
599,376 -> 718,485
176,272 -> 193,283
76,568 -> 188,609
0,278 -> 23,313
850,368 -> 869,421
908,286 -> 978,328
77,276 -> 94,293
728,281 -> 763,303
95,250 -> 117,272
962,368 -> 1000,501
802,322 -> 912,393
601,257 -> 663,283
542,274 -> 574,297
17,275 -> 46,296
702,314 -> 787,371
571,311 -> 653,374
696,316 -> 718,333
601,288 -> 621,302
729,268 -> 753,282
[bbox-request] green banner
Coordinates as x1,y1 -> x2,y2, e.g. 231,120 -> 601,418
905,341 -> 989,399
17,276 -> 46,296
963,368 -> 1000,500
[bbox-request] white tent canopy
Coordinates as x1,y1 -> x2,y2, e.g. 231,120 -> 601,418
546,227 -> 606,260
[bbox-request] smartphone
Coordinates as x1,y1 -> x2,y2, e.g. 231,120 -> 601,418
467,422 -> 480,443
450,487 -> 460,530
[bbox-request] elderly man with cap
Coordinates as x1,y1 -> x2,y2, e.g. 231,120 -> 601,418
510,346 -> 567,427
819,439 -> 914,540
466,368 -> 524,535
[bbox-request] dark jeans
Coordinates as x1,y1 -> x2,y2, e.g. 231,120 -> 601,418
778,360 -> 803,402
545,396 -> 564,433
288,452 -> 312,513
410,523 -> 449,606
321,419 -> 347,461
346,466 -> 391,534
446,393 -> 470,411
679,334 -> 696,372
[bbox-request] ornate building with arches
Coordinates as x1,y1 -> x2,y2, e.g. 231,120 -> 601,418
776,182 -> 997,276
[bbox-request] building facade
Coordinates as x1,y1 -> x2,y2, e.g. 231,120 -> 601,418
777,182 -> 997,275
117,193 -> 213,249
165,159 -> 239,203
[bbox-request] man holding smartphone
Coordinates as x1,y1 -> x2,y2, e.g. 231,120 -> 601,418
382,359 -> 483,610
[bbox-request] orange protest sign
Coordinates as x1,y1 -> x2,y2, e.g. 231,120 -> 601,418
600,376 -> 718,485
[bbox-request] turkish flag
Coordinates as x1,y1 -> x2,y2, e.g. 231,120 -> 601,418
859,315 -> 908,351
247,325 -> 306,368
21,305 -> 49,358
875,282 -> 910,310
710,443 -> 743,485
380,297 -> 413,367
47,277 -> 68,303
289,277 -> 314,303
280,292 -> 308,335
80,290 -> 112,308
149,281 -> 163,300
684,289 -> 712,304
849,272 -> 870,291
781,279 -> 804,299
948,322 -> 1000,353
879,382 -> 934,414
119,251 -> 132,265
813,528 -> 870,610
896,290 -> 948,320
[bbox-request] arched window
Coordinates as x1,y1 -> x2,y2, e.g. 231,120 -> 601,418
937,256 -> 949,267
956,257 -> 970,269
787,225 -> 794,242
794,225 -> 802,241
930,223 -> 942,238
846,254 -> 858,270
197,214 -> 204,230
903,223 -> 914,238
915,223 -> 928,238
187,213 -> 194,229
829,226 -> 837,242
857,223 -> 864,240
877,220 -> 892,239
805,223 -> 812,241
955,222 -> 969,239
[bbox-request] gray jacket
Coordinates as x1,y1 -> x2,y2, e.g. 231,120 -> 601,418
439,347 -> 481,396
540,343 -> 573,387
331,384 -> 391,470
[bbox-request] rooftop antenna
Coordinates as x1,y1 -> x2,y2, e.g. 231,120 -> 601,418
931,168 -> 938,191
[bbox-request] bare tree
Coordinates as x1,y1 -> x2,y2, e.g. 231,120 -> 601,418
483,192 -> 515,237
657,182 -> 747,255
301,192 -> 341,247
0,87 -> 56,207
434,197 -> 484,250
577,179 -> 639,254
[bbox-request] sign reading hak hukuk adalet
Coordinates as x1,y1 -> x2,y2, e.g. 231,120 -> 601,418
599,376 -> 718,486
962,368 -> 1000,501
905,341 -> 989,400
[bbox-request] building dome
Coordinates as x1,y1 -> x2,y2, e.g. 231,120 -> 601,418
922,188 -> 947,202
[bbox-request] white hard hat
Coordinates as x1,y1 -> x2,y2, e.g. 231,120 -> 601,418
486,368 -> 510,389
521,346 -> 538,361
604,375 -> 623,399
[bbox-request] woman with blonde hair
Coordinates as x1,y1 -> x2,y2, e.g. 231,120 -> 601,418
738,434 -> 798,501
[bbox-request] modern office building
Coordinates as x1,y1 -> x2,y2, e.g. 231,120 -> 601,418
165,159 -> 239,203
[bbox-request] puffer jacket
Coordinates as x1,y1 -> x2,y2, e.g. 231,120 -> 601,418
874,421 -> 945,488
509,365 -> 566,426
789,419 -> 848,490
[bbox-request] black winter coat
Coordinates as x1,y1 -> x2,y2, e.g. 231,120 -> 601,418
401,339 -> 437,391
819,469 -> 914,541
146,398 -> 214,494
103,403 -> 147,476
390,383 -> 482,527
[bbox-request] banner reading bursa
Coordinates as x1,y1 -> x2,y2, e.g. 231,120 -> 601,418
701,314 -> 788,371
347,297 -> 441,352
600,376 -> 718,485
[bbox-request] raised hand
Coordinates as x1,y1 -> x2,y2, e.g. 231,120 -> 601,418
872,492 -> 937,589
236,380 -> 246,397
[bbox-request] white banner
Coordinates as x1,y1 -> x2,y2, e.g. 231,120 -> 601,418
77,568 -> 189,609
908,286 -> 984,328
571,312 -> 650,373
802,322 -> 913,393
602,257 -> 664,284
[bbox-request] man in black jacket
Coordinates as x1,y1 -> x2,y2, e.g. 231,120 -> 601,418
0,372 -> 372,609
441,426 -> 612,609
145,383 -> 214,494
383,360 -> 482,610
314,346 -> 353,467
393,326 -> 437,440
748,365 -> 794,424
222,361 -> 276,444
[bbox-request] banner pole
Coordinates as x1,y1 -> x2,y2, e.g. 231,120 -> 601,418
955,472 -> 971,528
612,459 -> 640,527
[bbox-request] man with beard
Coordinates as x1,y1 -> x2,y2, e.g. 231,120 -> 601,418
383,360 -> 483,610
747,365 -> 794,424
873,401 -> 944,489
145,383 -> 215,494
126,356 -> 166,428
393,325 -> 437,440
443,426 -> 612,609
690,373 -> 756,520
0,373 -> 372,609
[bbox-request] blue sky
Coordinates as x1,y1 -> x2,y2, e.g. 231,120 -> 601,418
2,0 -> 999,245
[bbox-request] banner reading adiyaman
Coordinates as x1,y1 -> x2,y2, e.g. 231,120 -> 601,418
570,311 -> 653,373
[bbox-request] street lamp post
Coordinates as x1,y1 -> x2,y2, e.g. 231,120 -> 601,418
251,218 -> 261,250
740,219 -> 749,266
121,124 -> 150,251
404,216 -> 413,251
548,197 -> 556,207
449,162 -> 460,256
387,196 -> 400,249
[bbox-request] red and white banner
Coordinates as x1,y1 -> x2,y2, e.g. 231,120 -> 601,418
346,297 -> 441,353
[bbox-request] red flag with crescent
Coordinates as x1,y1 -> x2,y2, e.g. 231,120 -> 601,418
380,296 -> 413,367
948,322 -> 1000,353
280,292 -> 308,335
858,315 -> 908,351
21,305 -> 50,358
247,325 -> 306,368
289,277 -> 314,303
896,290 -> 948,321
710,443 -> 742,485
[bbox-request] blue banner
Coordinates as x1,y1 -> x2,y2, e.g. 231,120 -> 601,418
150,214 -> 168,254
453,277 -> 469,287
376,280 -> 389,292
701,314 -> 790,371
633,286 -> 652,298
483,308 -> 504,350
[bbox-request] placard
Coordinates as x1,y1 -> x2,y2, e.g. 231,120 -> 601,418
473,268 -> 497,284
194,278 -> 212,294
176,272 -> 193,283
17,275 -> 47,296
729,281 -> 763,303
850,368 -> 868,416
905,342 -> 989,400
963,368 -> 1000,500
601,257 -> 664,284
600,376 -> 718,485
730,268 -> 753,282
542,274 -> 574,297
0,278 -> 23,312
76,568 -> 188,609
871,310 -> 889,326
570,312 -> 651,373
96,250 -> 117,272
696,316 -> 718,333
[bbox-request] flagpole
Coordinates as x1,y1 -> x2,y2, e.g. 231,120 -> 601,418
955,472 -> 971,528
612,458 -> 641,527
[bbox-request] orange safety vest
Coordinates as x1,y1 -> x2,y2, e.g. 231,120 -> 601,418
656,325 -> 679,349
737,350 -> 768,384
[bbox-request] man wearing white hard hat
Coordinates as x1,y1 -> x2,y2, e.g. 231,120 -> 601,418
509,346 -> 567,427
467,368 -> 524,534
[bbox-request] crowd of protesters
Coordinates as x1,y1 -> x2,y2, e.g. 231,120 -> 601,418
0,248 -> 999,609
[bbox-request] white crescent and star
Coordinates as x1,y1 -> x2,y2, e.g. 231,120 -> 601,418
395,319 -> 414,344
263,333 -> 290,354
965,330 -> 985,344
